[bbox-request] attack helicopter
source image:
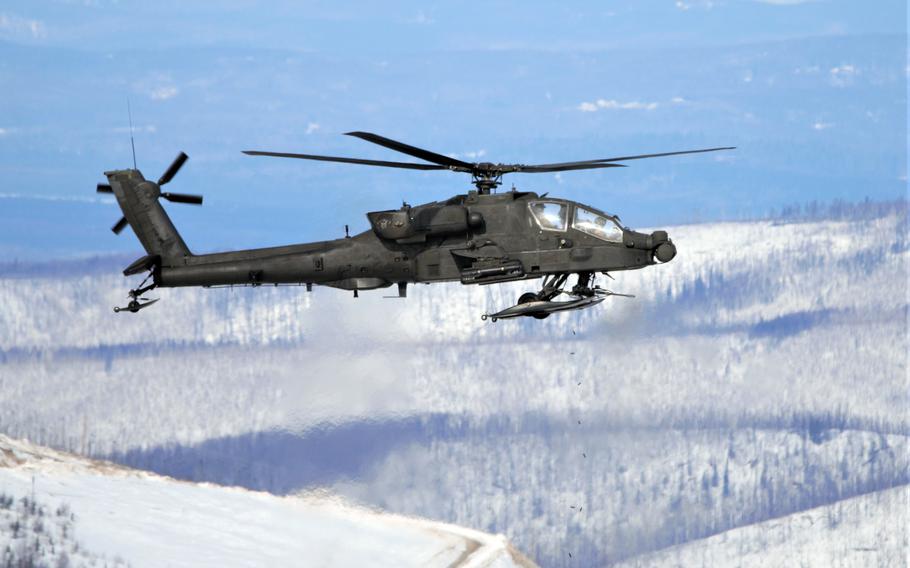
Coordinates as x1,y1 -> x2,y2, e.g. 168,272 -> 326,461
96,132 -> 733,320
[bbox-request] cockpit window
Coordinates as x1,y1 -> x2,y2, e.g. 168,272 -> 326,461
573,205 -> 623,242
528,201 -> 568,231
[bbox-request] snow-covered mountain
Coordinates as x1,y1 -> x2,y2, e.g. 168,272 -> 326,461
0,434 -> 535,567
0,203 -> 906,566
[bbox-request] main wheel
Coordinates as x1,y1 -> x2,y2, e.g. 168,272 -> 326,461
518,292 -> 538,305
518,292 -> 550,319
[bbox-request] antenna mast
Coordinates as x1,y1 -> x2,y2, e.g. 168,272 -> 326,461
127,99 -> 137,169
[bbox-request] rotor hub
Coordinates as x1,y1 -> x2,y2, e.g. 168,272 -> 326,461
472,172 -> 503,194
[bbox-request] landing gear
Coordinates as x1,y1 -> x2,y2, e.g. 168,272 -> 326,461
537,273 -> 571,301
522,272 -> 591,306
517,292 -> 549,319
482,271 -> 634,322
113,271 -> 159,314
113,298 -> 159,313
572,272 -> 594,296
518,292 -> 537,304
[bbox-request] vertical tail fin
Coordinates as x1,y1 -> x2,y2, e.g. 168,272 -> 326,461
103,169 -> 193,264
100,153 -> 202,265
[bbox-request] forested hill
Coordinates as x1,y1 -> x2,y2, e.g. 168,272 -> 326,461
0,202 -> 906,566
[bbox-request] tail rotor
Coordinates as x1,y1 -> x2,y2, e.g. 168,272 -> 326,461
157,152 -> 188,186
156,152 -> 204,205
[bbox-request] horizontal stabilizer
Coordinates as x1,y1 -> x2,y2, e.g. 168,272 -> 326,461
123,254 -> 161,277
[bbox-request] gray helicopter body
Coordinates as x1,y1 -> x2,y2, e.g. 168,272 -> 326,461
99,132 -> 730,318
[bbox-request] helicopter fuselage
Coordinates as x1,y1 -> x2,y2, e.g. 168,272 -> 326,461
153,188 -> 675,293
101,126 -> 728,317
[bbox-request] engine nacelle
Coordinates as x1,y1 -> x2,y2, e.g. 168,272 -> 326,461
368,210 -> 414,240
368,205 -> 481,242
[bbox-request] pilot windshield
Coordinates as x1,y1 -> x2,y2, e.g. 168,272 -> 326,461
573,205 -> 623,242
529,201 -> 568,231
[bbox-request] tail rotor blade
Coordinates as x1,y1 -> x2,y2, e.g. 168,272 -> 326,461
97,183 -> 113,194
161,192 -> 203,205
157,152 -> 188,186
111,216 -> 128,234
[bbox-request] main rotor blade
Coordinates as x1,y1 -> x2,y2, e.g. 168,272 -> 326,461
96,183 -> 113,193
515,163 -> 628,174
539,146 -> 736,167
111,216 -> 128,234
242,150 -> 448,171
345,131 -> 474,171
161,192 -> 204,205
157,152 -> 189,186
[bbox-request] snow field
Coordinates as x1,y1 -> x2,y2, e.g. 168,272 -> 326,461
0,434 -> 533,567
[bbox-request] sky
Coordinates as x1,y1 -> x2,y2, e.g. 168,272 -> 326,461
0,0 -> 906,259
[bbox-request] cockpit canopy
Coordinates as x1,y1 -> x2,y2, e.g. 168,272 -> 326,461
528,200 -> 624,242
528,201 -> 568,231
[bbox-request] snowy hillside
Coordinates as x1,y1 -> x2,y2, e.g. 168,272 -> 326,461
0,204 -> 906,566
1,208 -> 905,448
0,434 -> 535,568
616,485 -> 909,568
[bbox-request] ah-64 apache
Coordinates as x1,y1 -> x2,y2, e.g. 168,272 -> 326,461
96,132 -> 732,320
